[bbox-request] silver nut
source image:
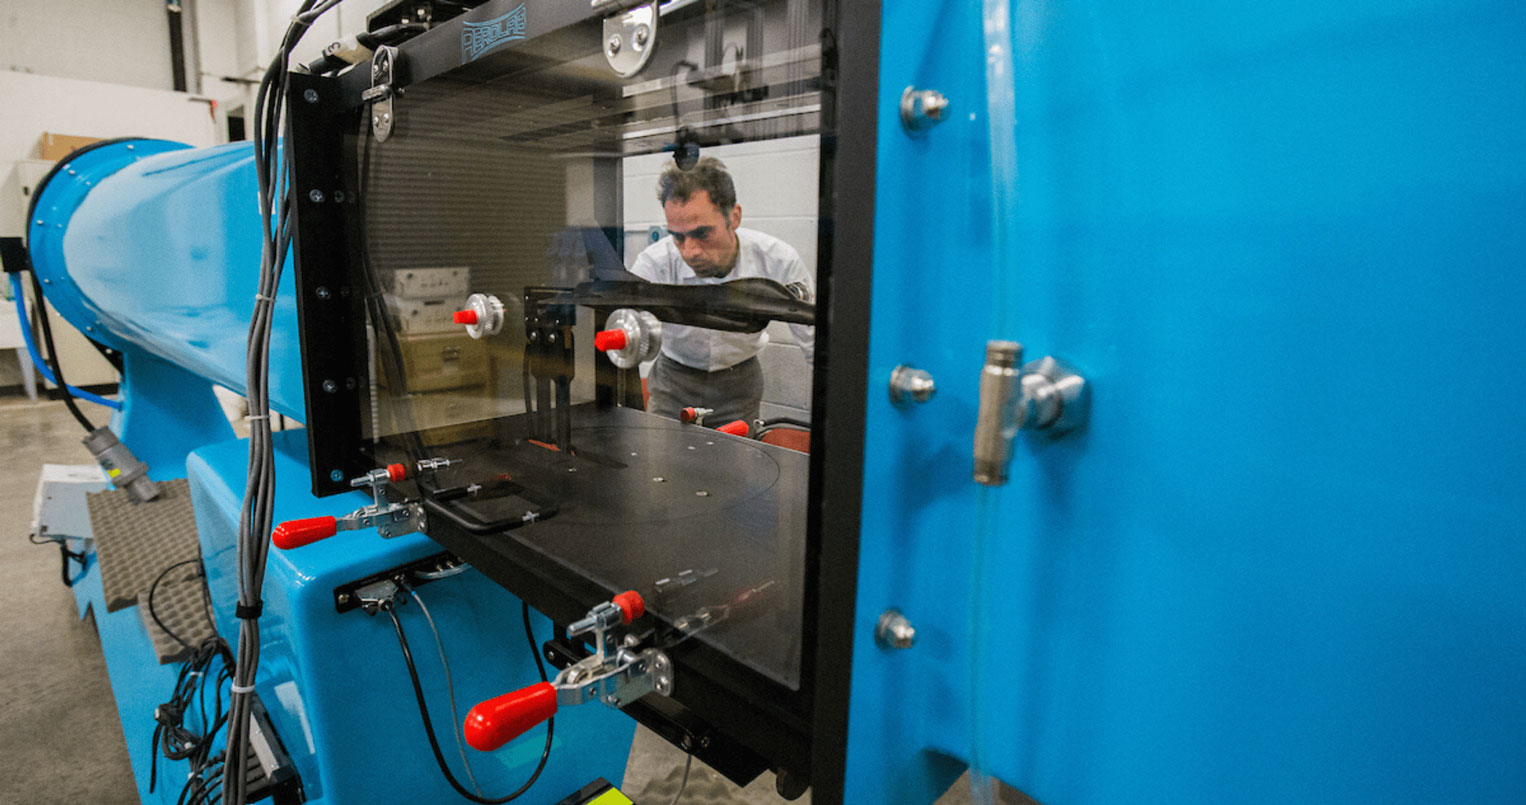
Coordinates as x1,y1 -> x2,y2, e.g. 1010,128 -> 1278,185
875,608 -> 916,650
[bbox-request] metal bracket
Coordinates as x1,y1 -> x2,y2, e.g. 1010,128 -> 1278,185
602,2 -> 658,78
364,46 -> 399,142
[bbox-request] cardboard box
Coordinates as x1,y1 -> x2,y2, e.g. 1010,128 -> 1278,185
36,132 -> 103,162
377,332 -> 490,393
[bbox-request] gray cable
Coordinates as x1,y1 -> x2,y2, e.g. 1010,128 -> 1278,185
406,585 -> 485,796
667,752 -> 693,805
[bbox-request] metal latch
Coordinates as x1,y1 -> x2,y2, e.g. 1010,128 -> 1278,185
973,341 -> 1089,485
602,2 -> 658,78
365,45 -> 399,142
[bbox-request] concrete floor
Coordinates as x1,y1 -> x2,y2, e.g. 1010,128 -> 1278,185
0,398 -> 1010,804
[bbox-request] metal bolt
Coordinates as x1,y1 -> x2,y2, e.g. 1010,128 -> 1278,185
322,379 -> 337,393
889,365 -> 937,405
309,189 -> 325,203
381,112 -> 391,125
606,34 -> 622,56
345,377 -> 357,390
652,476 -> 665,482
66,169 -> 76,176
126,144 -> 135,150
700,735 -> 711,748
634,25 -> 649,47
303,88 -> 319,104
316,286 -> 332,300
875,608 -> 917,650
330,469 -> 344,482
34,219 -> 43,226
337,592 -> 352,604
372,115 -> 380,127
900,86 -> 951,133
547,331 -> 558,344
695,490 -> 709,497
333,190 -> 346,202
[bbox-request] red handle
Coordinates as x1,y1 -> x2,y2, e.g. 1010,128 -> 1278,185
680,407 -> 699,424
612,590 -> 645,623
594,329 -> 628,351
717,420 -> 750,437
387,463 -> 408,482
453,309 -> 479,325
464,681 -> 558,751
272,516 -> 338,550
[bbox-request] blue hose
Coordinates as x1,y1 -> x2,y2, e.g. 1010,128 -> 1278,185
9,273 -> 123,411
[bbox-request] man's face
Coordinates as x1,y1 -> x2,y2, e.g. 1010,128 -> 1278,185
663,190 -> 742,278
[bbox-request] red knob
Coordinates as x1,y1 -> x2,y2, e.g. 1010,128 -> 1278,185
594,329 -> 628,351
387,463 -> 407,482
272,516 -> 338,550
680,407 -> 698,424
717,420 -> 750,437
453,309 -> 479,325
464,681 -> 558,752
612,590 -> 645,624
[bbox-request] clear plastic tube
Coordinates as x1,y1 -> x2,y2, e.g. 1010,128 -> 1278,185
971,0 -> 1019,801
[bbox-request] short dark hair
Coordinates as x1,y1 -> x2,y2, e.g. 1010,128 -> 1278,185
656,156 -> 736,213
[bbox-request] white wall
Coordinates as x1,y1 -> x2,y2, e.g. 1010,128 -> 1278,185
0,71 -> 224,388
623,135 -> 821,421
0,0 -> 174,91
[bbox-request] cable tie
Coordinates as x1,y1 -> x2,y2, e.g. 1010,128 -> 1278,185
230,682 -> 256,694
244,414 -> 269,422
234,602 -> 263,619
254,293 -> 274,303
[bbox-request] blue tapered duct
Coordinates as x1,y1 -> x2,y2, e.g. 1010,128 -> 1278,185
26,139 -> 305,421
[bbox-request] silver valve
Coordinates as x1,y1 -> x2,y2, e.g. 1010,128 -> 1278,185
463,590 -> 674,752
972,342 -> 1089,486
414,456 -> 462,474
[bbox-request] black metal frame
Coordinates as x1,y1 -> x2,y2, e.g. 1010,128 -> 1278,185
286,0 -> 880,799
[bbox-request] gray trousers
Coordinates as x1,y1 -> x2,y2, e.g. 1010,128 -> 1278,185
647,354 -> 763,428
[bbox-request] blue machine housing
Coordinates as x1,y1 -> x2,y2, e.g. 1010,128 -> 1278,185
847,0 -> 1526,802
26,139 -> 635,803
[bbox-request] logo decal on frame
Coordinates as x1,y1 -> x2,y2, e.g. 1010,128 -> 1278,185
461,5 -> 528,64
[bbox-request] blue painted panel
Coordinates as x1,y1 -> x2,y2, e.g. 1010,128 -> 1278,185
850,1 -> 1526,802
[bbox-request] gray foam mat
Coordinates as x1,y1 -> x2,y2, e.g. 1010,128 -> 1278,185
87,478 -> 201,613
136,563 -> 217,664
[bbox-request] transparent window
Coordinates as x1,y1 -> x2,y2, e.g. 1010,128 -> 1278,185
350,0 -> 827,689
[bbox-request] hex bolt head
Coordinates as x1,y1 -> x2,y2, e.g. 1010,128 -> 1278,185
875,608 -> 917,650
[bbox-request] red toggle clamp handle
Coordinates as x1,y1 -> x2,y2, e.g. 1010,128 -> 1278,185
594,328 -> 628,351
272,516 -> 338,550
717,420 -> 750,437
464,681 -> 558,752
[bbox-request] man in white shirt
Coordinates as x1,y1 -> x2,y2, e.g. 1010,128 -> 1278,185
630,157 -> 815,428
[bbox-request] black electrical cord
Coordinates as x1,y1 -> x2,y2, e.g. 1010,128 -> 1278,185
29,532 -> 87,586
382,599 -> 553,803
27,270 -> 95,432
148,558 -> 205,651
148,632 -> 233,800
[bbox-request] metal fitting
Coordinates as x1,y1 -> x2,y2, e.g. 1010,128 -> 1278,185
889,365 -> 937,406
900,87 -> 950,133
876,609 -> 916,650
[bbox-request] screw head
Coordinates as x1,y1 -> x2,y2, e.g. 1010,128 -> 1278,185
309,189 -> 325,203
333,190 -> 346,203
875,608 -> 917,650
372,115 -> 380,127
322,379 -> 338,393
330,469 -> 344,482
634,25 -> 649,47
606,34 -> 622,56
316,286 -> 332,300
303,88 -> 319,104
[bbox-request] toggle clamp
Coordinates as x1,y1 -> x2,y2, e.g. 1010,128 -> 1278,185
463,590 -> 674,752
271,458 -> 460,549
